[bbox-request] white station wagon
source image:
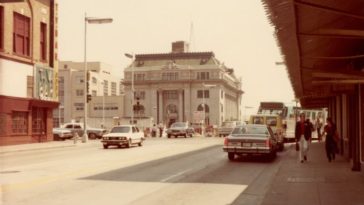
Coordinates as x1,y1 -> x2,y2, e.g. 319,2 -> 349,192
101,125 -> 144,149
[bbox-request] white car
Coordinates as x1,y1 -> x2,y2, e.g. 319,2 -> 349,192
53,128 -> 73,141
101,125 -> 144,149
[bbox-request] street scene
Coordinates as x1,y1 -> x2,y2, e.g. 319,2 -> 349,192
1,0 -> 364,205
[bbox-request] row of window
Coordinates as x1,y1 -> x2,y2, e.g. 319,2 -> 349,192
0,8 -> 47,61
132,71 -> 211,81
94,106 -> 119,111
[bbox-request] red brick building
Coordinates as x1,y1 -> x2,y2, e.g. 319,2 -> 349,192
0,0 -> 59,145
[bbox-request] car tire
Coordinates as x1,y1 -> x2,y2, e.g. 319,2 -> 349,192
103,144 -> 108,149
228,152 -> 235,161
138,140 -> 143,147
184,134 -> 187,138
89,133 -> 96,139
126,139 -> 132,148
167,134 -> 171,138
190,134 -> 193,138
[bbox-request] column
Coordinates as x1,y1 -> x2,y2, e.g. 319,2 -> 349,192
178,89 -> 183,122
158,90 -> 163,124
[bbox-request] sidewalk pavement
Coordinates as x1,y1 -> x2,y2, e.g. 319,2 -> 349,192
0,139 -> 100,154
261,142 -> 364,205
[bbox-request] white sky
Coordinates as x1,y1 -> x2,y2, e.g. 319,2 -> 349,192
58,0 -> 295,117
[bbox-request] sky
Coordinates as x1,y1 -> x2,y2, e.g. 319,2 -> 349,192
58,0 -> 295,117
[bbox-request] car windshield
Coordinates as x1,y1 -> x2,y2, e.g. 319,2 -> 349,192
171,122 -> 186,128
266,117 -> 277,126
252,117 -> 264,124
231,126 -> 268,137
110,126 -> 130,133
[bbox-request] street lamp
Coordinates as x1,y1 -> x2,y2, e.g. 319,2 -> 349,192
202,83 -> 216,136
82,14 -> 113,143
100,81 -> 105,128
125,53 -> 134,125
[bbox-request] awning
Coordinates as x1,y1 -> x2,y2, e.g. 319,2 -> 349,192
262,0 -> 364,108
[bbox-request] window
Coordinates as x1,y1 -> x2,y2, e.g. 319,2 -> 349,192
164,91 -> 177,99
221,90 -> 224,98
103,80 -> 108,96
40,23 -> 47,61
162,72 -> 178,80
197,72 -> 209,80
76,89 -> 84,96
27,76 -> 34,98
111,82 -> 117,96
0,6 -> 3,50
12,112 -> 28,134
197,90 -> 209,98
13,12 -> 30,56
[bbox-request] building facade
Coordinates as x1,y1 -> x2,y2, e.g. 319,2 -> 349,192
0,0 -> 59,145
56,61 -> 124,129
123,41 -> 243,127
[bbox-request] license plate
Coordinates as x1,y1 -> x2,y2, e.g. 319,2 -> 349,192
242,143 -> 251,147
229,142 -> 239,146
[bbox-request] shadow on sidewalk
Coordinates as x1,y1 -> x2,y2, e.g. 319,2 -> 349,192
260,142 -> 364,205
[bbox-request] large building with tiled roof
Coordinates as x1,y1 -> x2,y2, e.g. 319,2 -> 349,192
122,41 -> 243,127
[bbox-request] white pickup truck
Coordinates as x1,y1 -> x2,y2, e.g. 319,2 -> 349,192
62,123 -> 107,139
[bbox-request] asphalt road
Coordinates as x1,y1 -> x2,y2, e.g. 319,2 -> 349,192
1,138 -> 285,205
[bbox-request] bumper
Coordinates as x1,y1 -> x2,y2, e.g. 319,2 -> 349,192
223,146 -> 271,154
101,140 -> 128,145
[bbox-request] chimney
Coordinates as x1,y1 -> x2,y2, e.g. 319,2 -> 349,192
172,41 -> 189,53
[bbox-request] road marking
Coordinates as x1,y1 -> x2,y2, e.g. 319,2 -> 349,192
160,168 -> 193,182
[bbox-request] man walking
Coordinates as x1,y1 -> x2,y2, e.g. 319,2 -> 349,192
295,113 -> 312,163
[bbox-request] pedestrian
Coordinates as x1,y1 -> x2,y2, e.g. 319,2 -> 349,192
158,123 -> 164,138
295,113 -> 312,163
151,124 -> 157,137
315,117 -> 323,142
323,117 -> 337,162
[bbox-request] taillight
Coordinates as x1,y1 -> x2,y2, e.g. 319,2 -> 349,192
265,139 -> 271,147
224,138 -> 229,146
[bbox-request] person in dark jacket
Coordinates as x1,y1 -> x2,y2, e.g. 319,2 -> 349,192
324,117 -> 337,162
295,113 -> 313,163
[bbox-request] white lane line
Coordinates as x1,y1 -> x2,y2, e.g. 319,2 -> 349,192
160,168 -> 193,182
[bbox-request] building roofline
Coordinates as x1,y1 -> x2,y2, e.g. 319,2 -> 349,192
135,52 -> 215,61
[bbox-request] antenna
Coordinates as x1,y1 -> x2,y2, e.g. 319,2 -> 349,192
189,22 -> 195,51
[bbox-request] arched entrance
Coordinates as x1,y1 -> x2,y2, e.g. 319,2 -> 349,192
166,104 -> 178,127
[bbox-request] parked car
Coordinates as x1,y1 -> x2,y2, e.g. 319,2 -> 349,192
62,122 -> 106,139
166,122 -> 194,138
249,114 -> 285,151
223,124 -> 278,161
217,121 -> 245,137
52,127 -> 73,141
101,125 -> 144,149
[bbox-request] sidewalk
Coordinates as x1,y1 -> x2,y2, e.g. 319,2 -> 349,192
261,142 -> 364,205
0,139 -> 100,154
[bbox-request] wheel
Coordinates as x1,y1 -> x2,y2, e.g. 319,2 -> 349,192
89,133 -> 96,139
138,140 -> 143,147
184,134 -> 187,138
103,144 -> 108,149
167,134 -> 171,138
228,152 -> 235,161
126,139 -> 132,148
189,134 -> 193,138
